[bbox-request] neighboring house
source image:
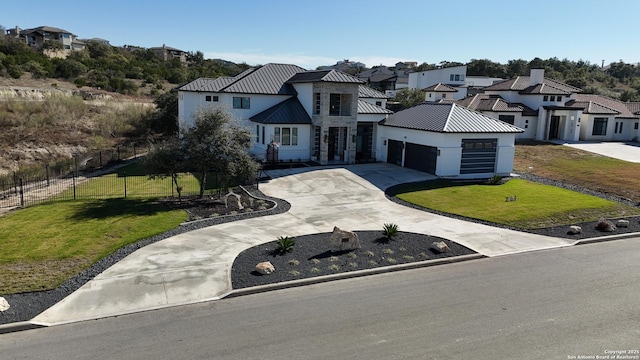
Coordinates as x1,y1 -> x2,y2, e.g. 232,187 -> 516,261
150,44 -> 187,63
423,83 -> 459,101
479,68 -> 640,142
456,94 -> 538,139
6,26 -> 76,50
178,63 -> 520,178
377,102 -> 523,177
358,65 -> 411,92
408,65 -> 468,100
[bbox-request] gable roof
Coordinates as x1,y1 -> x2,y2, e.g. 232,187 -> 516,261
179,63 -> 307,95
22,26 -> 74,35
250,97 -> 312,124
625,102 -> 640,115
287,69 -> 363,84
423,83 -> 458,92
381,103 -> 523,133
358,85 -> 387,99
566,94 -> 636,117
484,76 -> 582,95
457,94 -> 537,116
357,100 -> 392,115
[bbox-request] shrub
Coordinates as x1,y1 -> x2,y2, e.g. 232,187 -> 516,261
288,270 -> 300,276
329,264 -> 340,271
382,248 -> 394,255
382,223 -> 399,240
486,175 -> 504,185
386,258 -> 398,264
310,258 -> 321,264
595,219 -> 616,232
276,236 -> 295,253
288,259 -> 300,266
310,267 -> 320,274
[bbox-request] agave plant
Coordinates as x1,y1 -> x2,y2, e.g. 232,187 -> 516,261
276,236 -> 295,253
382,223 -> 399,240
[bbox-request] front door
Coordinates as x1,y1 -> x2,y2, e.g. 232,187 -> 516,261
549,116 -> 560,139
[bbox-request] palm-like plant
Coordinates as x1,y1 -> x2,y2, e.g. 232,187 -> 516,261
276,236 -> 295,253
382,223 -> 399,240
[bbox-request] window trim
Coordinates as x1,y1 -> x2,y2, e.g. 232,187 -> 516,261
592,117 -> 608,136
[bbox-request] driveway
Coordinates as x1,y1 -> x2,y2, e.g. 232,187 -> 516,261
32,163 -> 573,326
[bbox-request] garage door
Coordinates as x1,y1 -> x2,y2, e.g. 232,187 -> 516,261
387,140 -> 403,166
404,143 -> 437,174
460,139 -> 497,174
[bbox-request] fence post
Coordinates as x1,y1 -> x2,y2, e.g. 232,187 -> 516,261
46,163 -> 50,187
99,151 -> 103,168
73,172 -> 76,200
124,171 -> 127,198
19,177 -> 24,207
13,171 -> 18,195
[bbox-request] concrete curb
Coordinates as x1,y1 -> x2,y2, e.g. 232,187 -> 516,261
574,232 -> 640,245
0,321 -> 44,334
223,253 -> 487,299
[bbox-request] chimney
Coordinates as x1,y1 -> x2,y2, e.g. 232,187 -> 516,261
530,68 -> 545,86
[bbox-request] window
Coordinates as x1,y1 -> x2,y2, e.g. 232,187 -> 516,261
615,122 -> 623,133
454,74 -> 460,81
550,96 -> 556,102
543,96 -> 548,101
442,93 -> 447,99
256,125 -> 260,142
233,97 -> 250,109
262,126 -> 265,144
592,117 -> 608,136
313,93 -> 321,114
274,127 -> 298,146
329,93 -> 352,116
376,101 -> 382,106
557,96 -> 562,102
499,115 -> 515,125
635,123 -> 639,130
205,95 -> 218,102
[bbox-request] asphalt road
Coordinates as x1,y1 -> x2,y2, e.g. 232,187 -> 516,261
2,238 -> 640,360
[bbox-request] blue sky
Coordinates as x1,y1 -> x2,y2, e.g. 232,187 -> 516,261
2,0 -> 638,69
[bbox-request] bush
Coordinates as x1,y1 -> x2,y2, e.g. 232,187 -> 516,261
595,219 -> 616,232
382,223 -> 399,240
276,236 -> 295,253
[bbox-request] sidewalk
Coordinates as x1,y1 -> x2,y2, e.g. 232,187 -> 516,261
31,164 -> 574,326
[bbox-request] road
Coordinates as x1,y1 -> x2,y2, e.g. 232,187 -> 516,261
2,238 -> 639,359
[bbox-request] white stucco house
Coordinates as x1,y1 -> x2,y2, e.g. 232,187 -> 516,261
178,63 -> 524,178
408,65 -> 469,100
470,69 -> 640,142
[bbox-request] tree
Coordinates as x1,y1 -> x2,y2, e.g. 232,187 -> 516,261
144,137 -> 185,200
394,88 -> 425,109
181,107 -> 258,198
149,91 -> 179,136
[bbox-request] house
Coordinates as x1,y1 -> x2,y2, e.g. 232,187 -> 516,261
479,68 -> 640,142
6,26 -> 76,50
423,83 -> 459,101
408,65 -> 468,100
377,102 -> 523,177
150,44 -> 187,63
178,63 -> 521,178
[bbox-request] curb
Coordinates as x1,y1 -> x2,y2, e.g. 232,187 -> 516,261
0,321 -> 44,335
574,232 -> 640,246
223,253 -> 486,299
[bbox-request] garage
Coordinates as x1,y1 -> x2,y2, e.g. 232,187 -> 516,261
404,142 -> 437,173
460,138 -> 497,174
387,139 -> 403,166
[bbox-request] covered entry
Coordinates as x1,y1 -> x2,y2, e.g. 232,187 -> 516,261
460,138 -> 497,174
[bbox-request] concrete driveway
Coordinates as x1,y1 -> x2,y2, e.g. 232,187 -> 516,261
33,163 -> 573,326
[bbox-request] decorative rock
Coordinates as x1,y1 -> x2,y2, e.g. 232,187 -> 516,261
568,225 -> 582,234
0,296 -> 9,312
328,226 -> 360,251
616,219 -> 630,228
255,261 -> 275,275
430,241 -> 450,253
224,189 -> 243,210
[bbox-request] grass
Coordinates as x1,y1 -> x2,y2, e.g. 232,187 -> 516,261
396,178 -> 640,229
514,141 -> 640,203
0,197 -> 187,294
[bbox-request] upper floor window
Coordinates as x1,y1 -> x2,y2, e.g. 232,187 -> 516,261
550,96 -> 556,102
499,115 -> 515,125
543,96 -> 548,101
329,93 -> 352,116
313,93 -> 321,114
233,97 -> 250,109
205,95 -> 218,102
557,96 -> 562,102
375,101 -> 382,106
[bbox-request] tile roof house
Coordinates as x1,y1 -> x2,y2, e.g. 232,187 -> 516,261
477,68 -> 640,142
150,44 -> 187,63
179,63 -> 523,177
6,26 -> 81,57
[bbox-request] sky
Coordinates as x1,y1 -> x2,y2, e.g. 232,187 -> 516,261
2,0 -> 639,70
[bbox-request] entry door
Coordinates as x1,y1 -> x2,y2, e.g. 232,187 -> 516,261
549,116 -> 560,139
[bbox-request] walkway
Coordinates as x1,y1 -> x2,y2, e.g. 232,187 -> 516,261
551,140 -> 640,163
32,164 -> 573,326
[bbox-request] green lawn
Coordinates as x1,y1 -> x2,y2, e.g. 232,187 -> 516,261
396,178 -> 640,229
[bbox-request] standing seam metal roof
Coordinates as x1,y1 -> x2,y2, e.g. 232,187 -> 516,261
249,97 -> 312,124
357,100 -> 393,114
381,103 -> 523,133
287,69 -> 364,84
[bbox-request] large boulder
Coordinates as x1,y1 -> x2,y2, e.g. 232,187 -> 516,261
255,261 -> 275,275
430,241 -> 450,253
328,226 -> 360,251
0,296 -> 9,312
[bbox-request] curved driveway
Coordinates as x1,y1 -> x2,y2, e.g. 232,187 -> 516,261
33,164 -> 572,326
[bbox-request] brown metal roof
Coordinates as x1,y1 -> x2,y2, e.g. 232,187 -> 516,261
423,83 -> 458,92
484,76 -> 582,95
457,94 -> 537,116
357,100 -> 392,115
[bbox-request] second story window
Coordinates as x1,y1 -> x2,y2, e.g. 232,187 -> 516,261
233,97 -> 250,109
329,93 -> 352,116
313,93 -> 321,114
205,95 -> 218,102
